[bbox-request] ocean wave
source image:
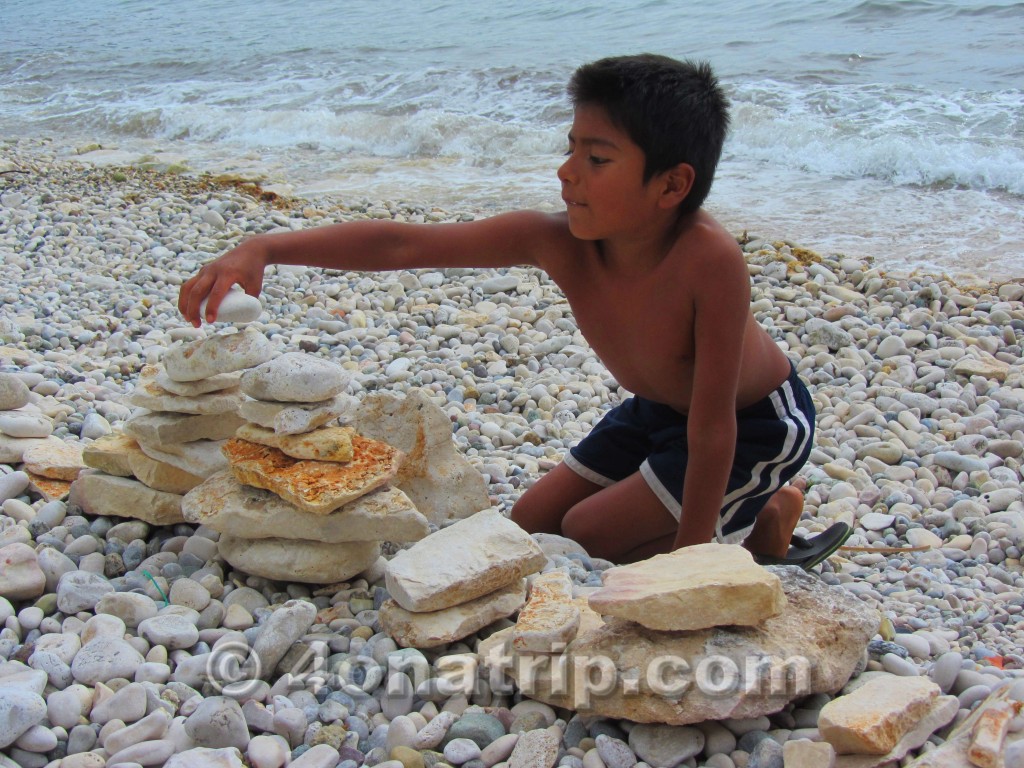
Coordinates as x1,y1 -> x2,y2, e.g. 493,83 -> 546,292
728,81 -> 1024,195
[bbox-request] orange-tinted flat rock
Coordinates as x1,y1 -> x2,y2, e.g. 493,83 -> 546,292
222,435 -> 402,514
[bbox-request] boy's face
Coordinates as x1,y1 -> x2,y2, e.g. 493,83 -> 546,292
558,104 -> 666,242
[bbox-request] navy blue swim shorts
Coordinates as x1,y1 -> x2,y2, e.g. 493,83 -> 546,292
563,364 -> 815,543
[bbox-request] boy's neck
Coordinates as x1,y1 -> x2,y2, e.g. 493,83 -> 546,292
597,209 -> 694,274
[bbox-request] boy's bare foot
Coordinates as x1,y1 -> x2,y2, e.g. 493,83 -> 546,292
743,485 -> 804,559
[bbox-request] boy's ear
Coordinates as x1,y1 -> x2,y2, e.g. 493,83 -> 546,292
656,163 -> 696,209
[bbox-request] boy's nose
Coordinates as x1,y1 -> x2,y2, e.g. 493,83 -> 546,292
557,156 -> 575,184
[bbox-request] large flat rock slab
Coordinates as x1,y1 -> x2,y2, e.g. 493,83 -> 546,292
69,472 -> 185,525
218,534 -> 379,584
82,433 -> 139,477
480,566 -> 879,725
223,435 -> 401,514
127,377 -> 245,415
125,406 -> 246,444
136,437 -> 229,478
356,389 -> 490,525
380,578 -> 527,648
183,470 -> 429,542
161,327 -> 276,382
588,543 -> 786,631
385,508 -> 547,612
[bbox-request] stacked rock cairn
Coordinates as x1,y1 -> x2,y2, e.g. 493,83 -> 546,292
0,372 -> 87,504
183,348 -> 431,585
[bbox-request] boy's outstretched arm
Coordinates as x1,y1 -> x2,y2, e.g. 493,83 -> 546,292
672,244 -> 751,550
177,211 -> 561,326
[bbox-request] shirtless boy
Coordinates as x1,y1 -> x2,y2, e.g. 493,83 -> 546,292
179,54 -> 849,566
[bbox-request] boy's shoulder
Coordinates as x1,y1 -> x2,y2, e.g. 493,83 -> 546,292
671,210 -> 746,273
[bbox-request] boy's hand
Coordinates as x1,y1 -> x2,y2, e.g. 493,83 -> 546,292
178,240 -> 269,327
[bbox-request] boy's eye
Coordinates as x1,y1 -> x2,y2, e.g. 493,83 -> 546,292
589,156 -> 609,165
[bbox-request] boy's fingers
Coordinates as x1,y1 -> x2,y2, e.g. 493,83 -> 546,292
181,271 -> 213,327
203,279 -> 234,324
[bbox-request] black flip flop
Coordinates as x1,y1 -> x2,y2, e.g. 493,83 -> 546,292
755,522 -> 852,570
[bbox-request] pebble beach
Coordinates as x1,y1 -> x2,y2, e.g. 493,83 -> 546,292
2,138 -> 1024,766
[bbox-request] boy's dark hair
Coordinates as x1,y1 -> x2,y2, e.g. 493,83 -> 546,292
568,54 -> 730,215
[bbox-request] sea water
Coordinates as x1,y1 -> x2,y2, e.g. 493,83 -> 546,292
2,0 -> 1022,278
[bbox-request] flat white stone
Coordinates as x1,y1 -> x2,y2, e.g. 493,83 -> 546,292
240,352 -> 351,403
385,508 -> 547,612
162,327 -> 276,382
240,393 -> 358,435
218,534 -> 380,584
135,437 -> 229,478
23,439 -> 86,481
127,377 -> 245,415
0,411 -> 53,438
154,367 -> 243,396
200,287 -> 263,324
381,578 -> 527,648
125,406 -> 246,444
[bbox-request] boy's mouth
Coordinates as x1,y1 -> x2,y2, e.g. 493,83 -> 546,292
562,197 -> 586,207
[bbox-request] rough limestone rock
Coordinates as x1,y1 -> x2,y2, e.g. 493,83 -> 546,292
239,352 -> 351,402
0,434 -> 64,464
381,578 -> 528,648
155,367 -> 243,397
136,437 -> 229,478
183,470 -> 429,543
127,377 -> 245,415
385,508 -> 547,612
223,435 -> 401,514
514,569 -> 581,652
239,394 -> 358,435
588,544 -> 786,631
200,286 -> 263,324
69,472 -> 186,525
235,423 -> 354,462
479,566 -> 879,724
162,327 -> 276,382
81,433 -> 139,477
952,355 -> 1009,382
0,542 -> 47,600
218,535 -> 380,584
127,451 -> 205,495
26,472 -> 72,502
22,439 -> 86,481
819,675 -> 941,755
356,388 -> 490,525
125,407 -> 246,444
829,694 -> 959,768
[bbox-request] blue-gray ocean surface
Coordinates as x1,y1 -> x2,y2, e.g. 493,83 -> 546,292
2,0 -> 1022,277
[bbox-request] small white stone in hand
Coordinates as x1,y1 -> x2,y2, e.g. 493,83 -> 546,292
198,286 -> 263,324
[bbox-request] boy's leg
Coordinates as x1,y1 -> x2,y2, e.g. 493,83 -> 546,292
558,471 -> 678,562
511,464 -> 678,563
741,485 -> 804,559
510,462 -> 606,535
